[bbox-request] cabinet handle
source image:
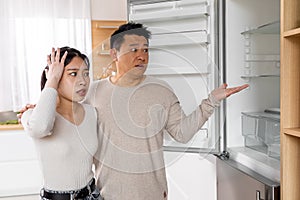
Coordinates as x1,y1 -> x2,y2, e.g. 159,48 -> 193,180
256,190 -> 264,200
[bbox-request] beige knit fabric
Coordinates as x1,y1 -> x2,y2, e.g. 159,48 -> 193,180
22,88 -> 98,191
85,76 -> 220,200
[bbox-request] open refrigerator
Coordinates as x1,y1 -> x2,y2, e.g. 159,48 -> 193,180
127,0 -> 280,199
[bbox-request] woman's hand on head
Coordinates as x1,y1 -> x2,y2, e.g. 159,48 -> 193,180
44,47 -> 68,89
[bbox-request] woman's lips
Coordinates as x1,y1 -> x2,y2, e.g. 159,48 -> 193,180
77,89 -> 87,96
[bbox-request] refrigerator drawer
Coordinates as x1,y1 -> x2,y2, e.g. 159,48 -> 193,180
244,135 -> 268,155
241,112 -> 280,159
241,113 -> 265,140
217,158 -> 280,200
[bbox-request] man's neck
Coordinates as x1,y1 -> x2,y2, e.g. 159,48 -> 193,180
110,74 -> 146,87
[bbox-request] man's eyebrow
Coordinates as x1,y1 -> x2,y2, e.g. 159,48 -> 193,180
129,43 -> 149,47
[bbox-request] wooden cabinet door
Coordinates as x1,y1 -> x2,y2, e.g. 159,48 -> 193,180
91,20 -> 126,80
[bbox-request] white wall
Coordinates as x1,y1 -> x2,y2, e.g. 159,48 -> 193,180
91,0 -> 127,20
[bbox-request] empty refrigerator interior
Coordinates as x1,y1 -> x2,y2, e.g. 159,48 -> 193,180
225,0 -> 280,183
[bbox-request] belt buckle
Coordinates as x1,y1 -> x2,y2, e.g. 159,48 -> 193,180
71,191 -> 79,200
88,184 -> 92,195
40,188 -> 44,198
72,181 -> 93,199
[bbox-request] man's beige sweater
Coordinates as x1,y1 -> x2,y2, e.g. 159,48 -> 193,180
85,76 -> 220,200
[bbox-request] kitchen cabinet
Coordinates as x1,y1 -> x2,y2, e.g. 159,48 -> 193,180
0,128 -> 42,197
91,20 -> 126,80
280,0 -> 300,199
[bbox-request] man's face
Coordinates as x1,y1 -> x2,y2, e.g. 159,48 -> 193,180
115,34 -> 149,77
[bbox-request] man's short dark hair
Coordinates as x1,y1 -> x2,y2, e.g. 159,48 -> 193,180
110,22 -> 152,50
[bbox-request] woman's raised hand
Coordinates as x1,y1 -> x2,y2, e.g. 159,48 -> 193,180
44,47 -> 68,89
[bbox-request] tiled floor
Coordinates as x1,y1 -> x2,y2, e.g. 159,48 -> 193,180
0,195 -> 39,200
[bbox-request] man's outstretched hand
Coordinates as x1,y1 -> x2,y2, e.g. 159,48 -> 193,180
211,83 -> 249,102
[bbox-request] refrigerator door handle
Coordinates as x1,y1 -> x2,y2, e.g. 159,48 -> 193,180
256,190 -> 264,200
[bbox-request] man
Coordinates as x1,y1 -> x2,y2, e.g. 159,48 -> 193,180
85,22 -> 249,200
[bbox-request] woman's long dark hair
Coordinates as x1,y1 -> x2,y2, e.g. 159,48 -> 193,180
40,46 -> 90,91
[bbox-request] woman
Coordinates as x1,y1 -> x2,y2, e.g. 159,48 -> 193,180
21,47 -> 102,200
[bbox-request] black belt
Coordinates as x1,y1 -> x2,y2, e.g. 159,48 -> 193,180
41,178 -> 96,200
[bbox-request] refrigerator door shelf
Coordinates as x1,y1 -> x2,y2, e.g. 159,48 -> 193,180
130,7 -> 208,23
150,31 -> 210,47
129,0 -> 209,23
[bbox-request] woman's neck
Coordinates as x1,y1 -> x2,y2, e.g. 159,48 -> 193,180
56,97 -> 83,125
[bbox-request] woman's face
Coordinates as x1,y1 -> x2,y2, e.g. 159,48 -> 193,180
57,56 -> 90,102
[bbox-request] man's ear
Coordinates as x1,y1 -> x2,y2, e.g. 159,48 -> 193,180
110,48 -> 118,61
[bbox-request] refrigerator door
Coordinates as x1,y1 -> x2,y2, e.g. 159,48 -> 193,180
128,0 -> 221,154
